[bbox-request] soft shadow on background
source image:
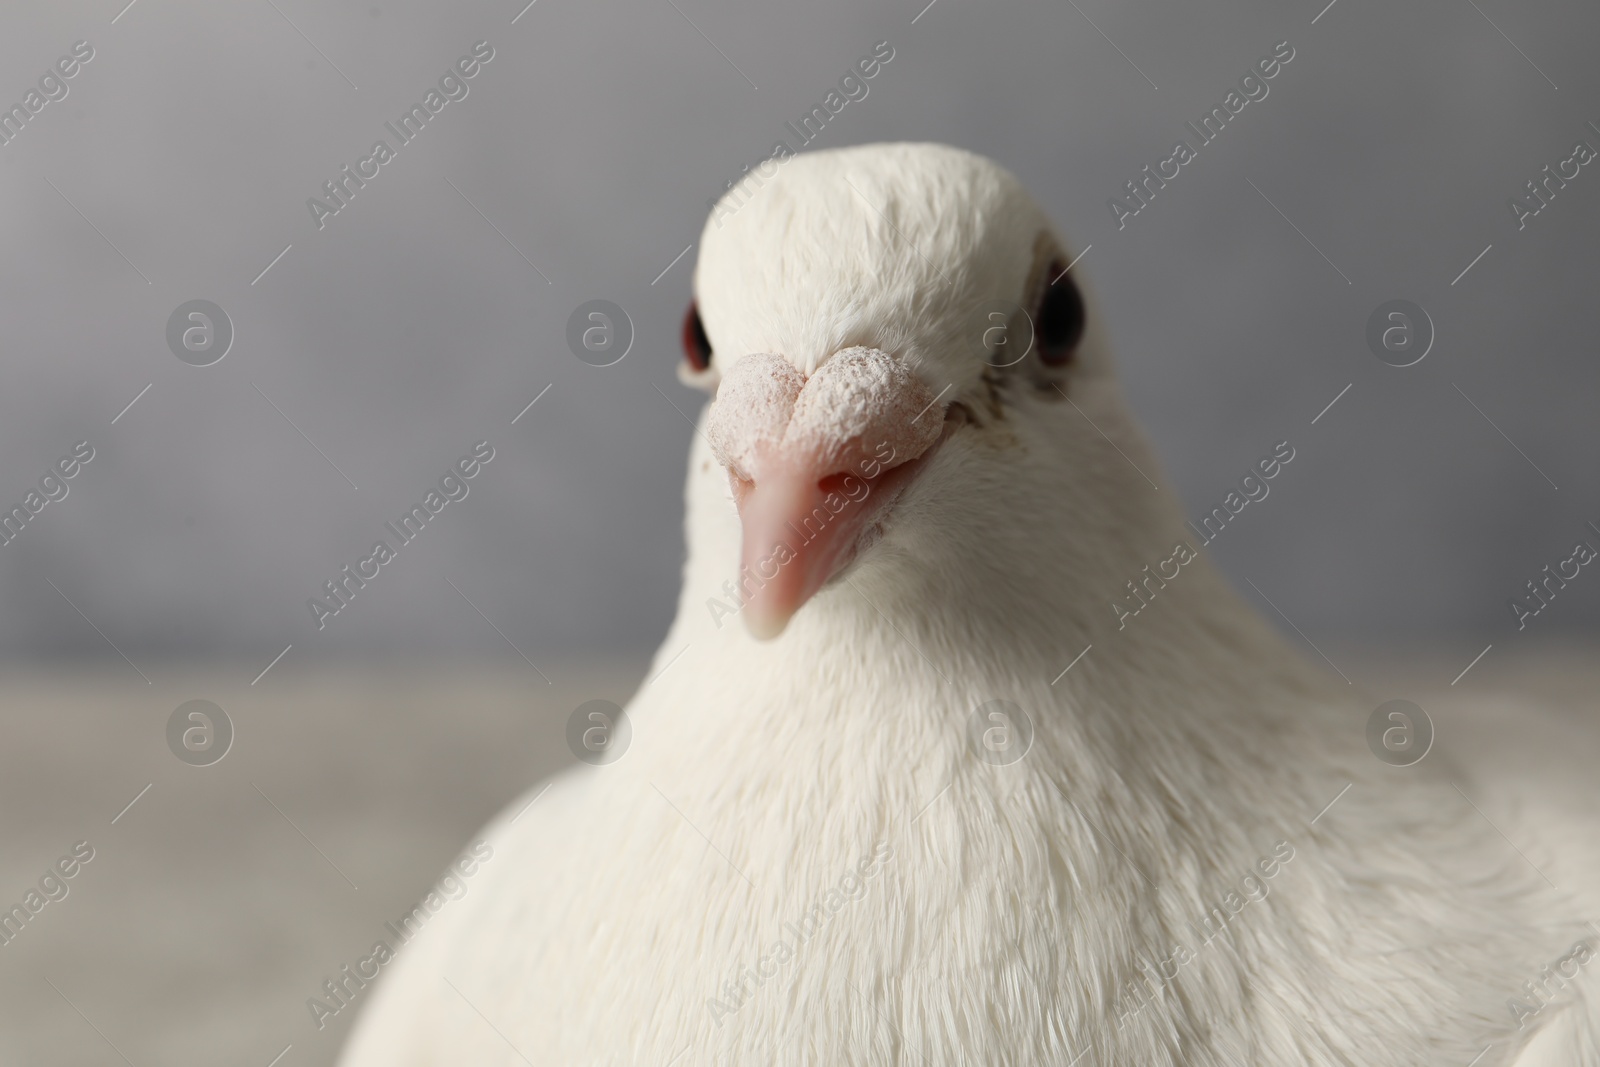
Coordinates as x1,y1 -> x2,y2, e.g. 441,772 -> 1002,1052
0,0 -> 1595,1063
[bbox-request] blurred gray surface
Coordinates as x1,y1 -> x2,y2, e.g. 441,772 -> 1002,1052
0,658 -> 638,1066
0,0 -> 1594,667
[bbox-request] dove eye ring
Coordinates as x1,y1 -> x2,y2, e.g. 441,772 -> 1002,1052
1036,262 -> 1086,367
681,302 -> 714,373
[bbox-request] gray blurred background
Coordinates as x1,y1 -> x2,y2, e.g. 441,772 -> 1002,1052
0,0 -> 1596,1063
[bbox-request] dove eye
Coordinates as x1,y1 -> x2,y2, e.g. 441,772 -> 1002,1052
1036,263 -> 1086,367
681,302 -> 713,372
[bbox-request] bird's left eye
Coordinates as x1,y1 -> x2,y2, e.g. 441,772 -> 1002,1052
1036,263 -> 1086,367
681,302 -> 713,373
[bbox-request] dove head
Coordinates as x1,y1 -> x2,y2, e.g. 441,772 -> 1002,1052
679,142 -> 1168,641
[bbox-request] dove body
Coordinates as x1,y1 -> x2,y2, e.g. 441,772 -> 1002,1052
340,144 -> 1600,1067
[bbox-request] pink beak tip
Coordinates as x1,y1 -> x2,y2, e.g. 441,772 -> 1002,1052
742,605 -> 791,641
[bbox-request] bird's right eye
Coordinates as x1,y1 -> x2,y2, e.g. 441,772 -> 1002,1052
681,302 -> 713,372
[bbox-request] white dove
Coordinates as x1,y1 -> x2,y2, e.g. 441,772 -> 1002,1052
339,142 -> 1600,1066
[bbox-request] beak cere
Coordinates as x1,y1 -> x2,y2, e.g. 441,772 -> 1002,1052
706,347 -> 946,639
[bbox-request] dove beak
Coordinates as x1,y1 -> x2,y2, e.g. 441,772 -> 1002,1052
734,466 -> 840,640
706,346 -> 950,640
732,421 -> 951,641
733,461 -> 870,641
